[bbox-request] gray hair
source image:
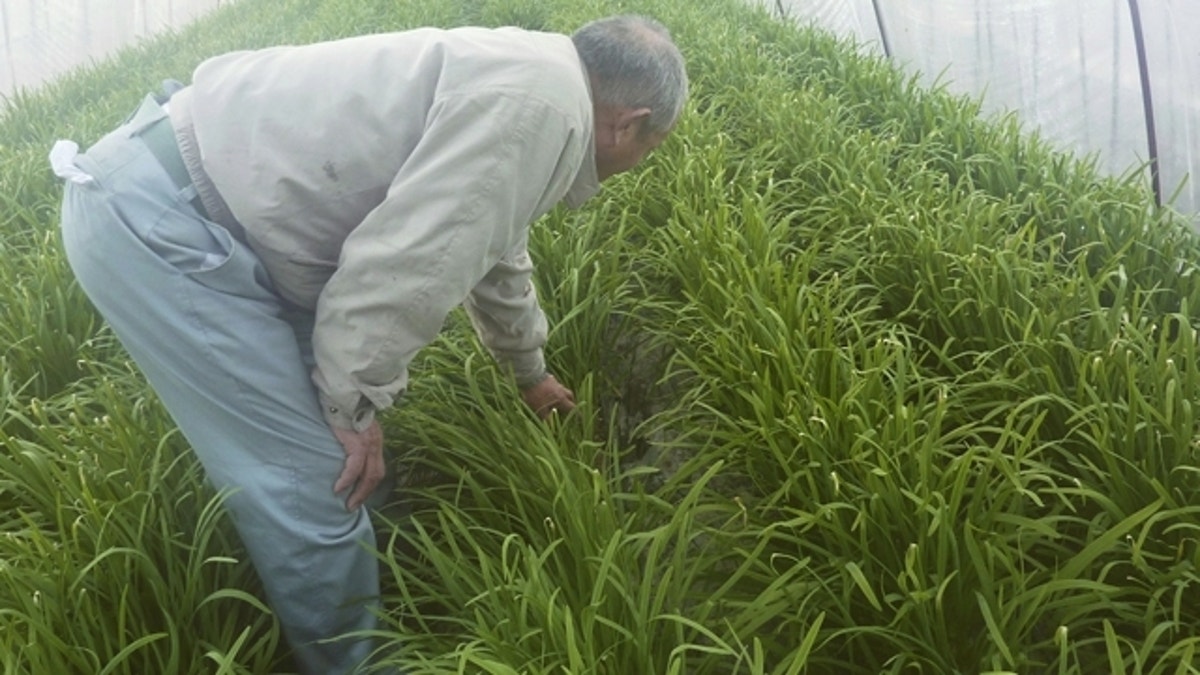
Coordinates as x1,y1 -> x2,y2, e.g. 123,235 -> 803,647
571,15 -> 688,135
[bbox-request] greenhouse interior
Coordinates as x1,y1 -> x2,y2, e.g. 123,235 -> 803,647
2,0 -> 1200,674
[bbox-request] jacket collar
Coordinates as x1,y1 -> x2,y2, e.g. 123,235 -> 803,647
562,61 -> 600,209
563,139 -> 599,209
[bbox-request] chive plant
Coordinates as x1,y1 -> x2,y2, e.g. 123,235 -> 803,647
3,0 -> 1199,673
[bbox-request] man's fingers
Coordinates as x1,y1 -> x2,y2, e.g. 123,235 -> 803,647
331,420 -> 386,508
551,398 -> 576,415
548,393 -> 575,416
346,462 -> 385,511
334,451 -> 365,494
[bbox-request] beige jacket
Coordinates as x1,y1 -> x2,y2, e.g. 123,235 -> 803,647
168,27 -> 599,430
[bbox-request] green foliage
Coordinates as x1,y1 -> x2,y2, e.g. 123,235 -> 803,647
3,0 -> 1199,673
0,362 -> 278,674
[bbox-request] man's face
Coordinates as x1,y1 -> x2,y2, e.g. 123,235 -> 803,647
596,128 -> 670,181
593,105 -> 670,181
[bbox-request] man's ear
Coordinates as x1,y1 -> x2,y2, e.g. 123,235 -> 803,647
613,107 -> 653,143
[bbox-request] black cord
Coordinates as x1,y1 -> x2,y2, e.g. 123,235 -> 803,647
869,0 -> 893,59
1127,0 -> 1162,207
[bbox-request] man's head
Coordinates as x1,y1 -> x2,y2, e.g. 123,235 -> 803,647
572,15 -> 688,181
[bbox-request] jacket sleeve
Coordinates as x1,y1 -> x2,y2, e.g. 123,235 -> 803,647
310,91 -> 580,430
463,233 -> 549,388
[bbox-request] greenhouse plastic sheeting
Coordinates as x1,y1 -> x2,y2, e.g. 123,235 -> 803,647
761,0 -> 1200,225
0,0 -> 231,100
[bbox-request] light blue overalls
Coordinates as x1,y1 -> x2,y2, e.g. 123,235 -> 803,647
51,93 -> 393,675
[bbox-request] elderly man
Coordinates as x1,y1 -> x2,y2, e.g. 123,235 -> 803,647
52,13 -> 687,675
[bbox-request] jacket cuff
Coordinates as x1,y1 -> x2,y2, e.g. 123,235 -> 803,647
518,370 -> 552,391
318,390 -> 376,432
502,348 -> 548,388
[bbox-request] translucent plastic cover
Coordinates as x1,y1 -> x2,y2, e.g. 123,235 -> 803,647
765,0 -> 1200,224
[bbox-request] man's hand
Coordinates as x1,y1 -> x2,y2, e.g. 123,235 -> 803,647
521,374 -> 576,420
332,419 -> 386,511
